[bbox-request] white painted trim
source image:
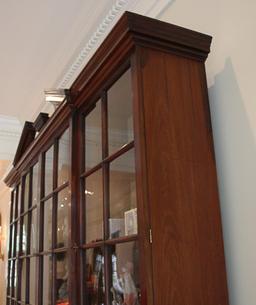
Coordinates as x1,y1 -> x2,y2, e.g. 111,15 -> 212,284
0,115 -> 22,160
57,0 -> 173,90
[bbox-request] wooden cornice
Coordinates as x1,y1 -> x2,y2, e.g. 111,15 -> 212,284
33,112 -> 49,132
5,12 -> 212,187
71,12 -> 212,93
13,121 -> 36,167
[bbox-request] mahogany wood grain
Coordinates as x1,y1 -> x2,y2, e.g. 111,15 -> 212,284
4,11 -> 229,305
139,48 -> 229,305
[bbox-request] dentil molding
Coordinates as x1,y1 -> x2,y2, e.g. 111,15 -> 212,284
57,0 -> 173,89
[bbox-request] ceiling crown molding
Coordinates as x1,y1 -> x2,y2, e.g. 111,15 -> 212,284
57,0 -> 173,89
0,115 -> 22,160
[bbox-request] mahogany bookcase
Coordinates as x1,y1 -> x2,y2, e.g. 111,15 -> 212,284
5,12 -> 229,305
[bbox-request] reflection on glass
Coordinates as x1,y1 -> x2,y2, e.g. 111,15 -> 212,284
85,101 -> 102,171
58,129 -> 70,186
43,255 -> 52,305
57,188 -> 70,248
14,260 -> 18,298
12,189 -> 16,222
12,224 -> 16,258
110,242 -> 140,305
17,184 -> 22,218
8,225 -> 13,258
109,149 -> 137,239
24,173 -> 30,212
22,215 -> 28,255
86,247 -> 105,305
16,222 -> 20,254
56,252 -> 69,304
29,257 -> 37,304
31,208 -> 38,253
108,69 -> 133,155
45,146 -> 54,196
21,259 -> 27,301
32,163 -> 39,206
8,260 -> 13,296
85,170 -> 103,244
44,199 -> 52,250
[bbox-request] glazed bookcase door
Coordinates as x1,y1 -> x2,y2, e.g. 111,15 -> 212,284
80,67 -> 142,305
7,164 -> 40,305
39,127 -> 71,305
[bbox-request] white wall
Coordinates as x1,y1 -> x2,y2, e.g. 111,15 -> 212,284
0,180 -> 11,305
160,1 -> 256,305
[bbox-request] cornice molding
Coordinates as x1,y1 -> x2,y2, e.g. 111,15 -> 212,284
57,0 -> 173,89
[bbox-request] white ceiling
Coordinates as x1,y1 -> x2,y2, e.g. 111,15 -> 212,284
0,0 -> 173,163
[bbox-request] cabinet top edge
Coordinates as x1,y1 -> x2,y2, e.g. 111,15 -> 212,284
125,11 -> 212,52
5,12 -> 213,187
72,11 -> 212,91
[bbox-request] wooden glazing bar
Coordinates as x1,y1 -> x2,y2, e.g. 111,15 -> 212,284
38,153 -> 45,305
80,141 -> 134,178
25,257 -> 29,304
40,181 -> 69,202
69,111 -> 80,305
105,234 -> 138,245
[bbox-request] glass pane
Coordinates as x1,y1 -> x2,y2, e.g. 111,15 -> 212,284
24,173 -> 30,212
85,247 -> 105,305
29,257 -> 37,304
21,215 -> 28,255
32,163 -> 39,206
12,224 -> 16,257
56,252 -> 69,304
31,208 -> 38,253
7,260 -> 13,296
45,146 -> 54,196
85,101 -> 102,171
58,129 -> 70,186
43,255 -> 52,305
17,185 -> 22,219
12,189 -> 16,222
44,199 -> 52,250
109,149 -> 137,239
8,225 -> 13,258
21,259 -> 27,302
108,69 -> 133,155
85,170 -> 103,244
110,241 -> 140,305
14,260 -> 18,298
57,188 -> 70,248
16,222 -> 20,254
